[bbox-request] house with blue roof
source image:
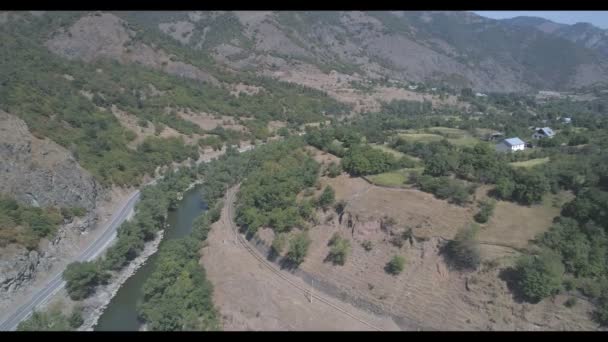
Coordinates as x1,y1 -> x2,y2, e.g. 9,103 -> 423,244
495,137 -> 525,153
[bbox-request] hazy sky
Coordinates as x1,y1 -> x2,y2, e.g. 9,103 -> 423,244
473,11 -> 608,29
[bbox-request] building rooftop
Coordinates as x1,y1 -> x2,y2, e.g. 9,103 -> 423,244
538,127 -> 555,136
503,137 -> 525,146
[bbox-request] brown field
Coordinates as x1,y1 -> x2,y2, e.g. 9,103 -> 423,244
200,187 -> 400,331
205,146 -> 598,331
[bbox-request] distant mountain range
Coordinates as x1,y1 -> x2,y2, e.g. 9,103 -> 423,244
501,15 -> 608,60
3,10 -> 608,94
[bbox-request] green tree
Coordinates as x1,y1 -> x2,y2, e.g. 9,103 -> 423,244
326,162 -> 342,178
63,261 -> 108,300
515,249 -> 565,303
327,233 -> 351,265
286,231 -> 311,265
317,186 -> 335,210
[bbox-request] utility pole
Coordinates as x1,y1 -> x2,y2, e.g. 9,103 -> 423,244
310,279 -> 314,304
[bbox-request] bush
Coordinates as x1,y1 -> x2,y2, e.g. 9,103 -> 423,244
474,199 -> 496,223
326,162 -> 341,178
444,225 -> 481,270
386,255 -> 405,275
515,249 -> 565,303
286,231 -> 311,266
327,233 -> 351,265
69,307 -> 84,329
17,306 -> 71,331
317,186 -> 335,210
271,233 -> 288,255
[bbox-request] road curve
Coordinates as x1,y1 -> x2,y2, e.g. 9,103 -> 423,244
0,145 -> 256,331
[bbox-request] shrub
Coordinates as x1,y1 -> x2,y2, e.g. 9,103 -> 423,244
327,233 -> 351,265
515,249 -> 565,303
271,233 -> 288,255
286,231 -> 311,266
444,225 -> 481,270
326,162 -> 342,178
317,186 -> 335,210
68,307 -> 84,329
386,255 -> 405,275
474,199 -> 496,223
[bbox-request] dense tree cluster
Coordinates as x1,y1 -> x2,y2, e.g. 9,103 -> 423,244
341,144 -> 412,176
138,238 -> 220,331
235,149 -> 319,235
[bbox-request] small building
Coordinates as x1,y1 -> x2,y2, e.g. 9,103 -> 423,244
486,132 -> 504,141
563,117 -> 572,124
495,137 -> 526,153
475,92 -> 488,97
532,127 -> 555,139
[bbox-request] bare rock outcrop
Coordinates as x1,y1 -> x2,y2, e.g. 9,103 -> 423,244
0,110 -> 99,210
0,110 -> 100,301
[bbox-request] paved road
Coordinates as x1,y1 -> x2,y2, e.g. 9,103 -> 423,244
0,144 -> 256,331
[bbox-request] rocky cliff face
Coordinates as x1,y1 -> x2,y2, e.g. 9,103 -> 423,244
0,110 -> 99,210
0,110 -> 101,299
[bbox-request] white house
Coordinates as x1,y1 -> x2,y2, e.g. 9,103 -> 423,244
563,117 -> 572,124
495,137 -> 526,153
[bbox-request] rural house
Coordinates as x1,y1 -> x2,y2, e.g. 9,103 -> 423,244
532,127 -> 555,139
495,137 -> 526,152
563,117 -> 572,124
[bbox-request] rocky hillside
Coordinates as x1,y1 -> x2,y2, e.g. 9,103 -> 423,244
108,11 -> 608,92
0,110 -> 100,211
503,16 -> 608,60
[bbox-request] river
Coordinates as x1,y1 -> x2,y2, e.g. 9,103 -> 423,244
94,186 -> 207,331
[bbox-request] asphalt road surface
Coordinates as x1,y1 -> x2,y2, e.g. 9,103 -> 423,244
0,145 -> 255,331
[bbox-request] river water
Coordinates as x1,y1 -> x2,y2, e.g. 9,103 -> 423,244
95,186 -> 207,331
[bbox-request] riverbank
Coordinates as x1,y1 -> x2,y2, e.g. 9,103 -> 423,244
79,230 -> 165,331
83,178 -> 204,331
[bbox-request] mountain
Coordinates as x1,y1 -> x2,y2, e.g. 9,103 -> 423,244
6,11 -> 604,94
500,15 -> 608,59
